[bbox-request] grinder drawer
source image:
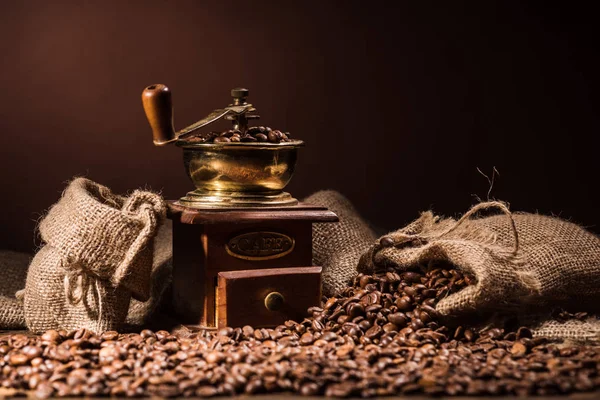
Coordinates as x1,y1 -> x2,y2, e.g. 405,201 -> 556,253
216,266 -> 322,328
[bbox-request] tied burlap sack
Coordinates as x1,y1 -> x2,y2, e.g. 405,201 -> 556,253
125,219 -> 173,328
0,251 -> 30,329
0,224 -> 172,331
305,191 -> 376,297
358,201 -> 600,343
21,178 -> 166,333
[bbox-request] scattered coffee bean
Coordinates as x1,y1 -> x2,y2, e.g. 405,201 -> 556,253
379,236 -> 395,247
511,341 -> 528,357
1,264 -> 599,397
40,330 -> 60,343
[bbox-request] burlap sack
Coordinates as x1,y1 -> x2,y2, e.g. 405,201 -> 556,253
125,219 -> 173,327
305,191 -> 376,297
0,223 -> 173,331
0,251 -> 30,329
21,178 -> 166,333
358,201 -> 600,342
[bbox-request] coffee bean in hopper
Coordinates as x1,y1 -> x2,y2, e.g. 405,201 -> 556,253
187,126 -> 293,143
255,133 -> 268,142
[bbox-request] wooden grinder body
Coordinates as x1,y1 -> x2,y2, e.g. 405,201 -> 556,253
169,203 -> 338,329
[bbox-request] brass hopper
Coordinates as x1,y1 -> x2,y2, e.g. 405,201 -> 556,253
142,85 -> 303,208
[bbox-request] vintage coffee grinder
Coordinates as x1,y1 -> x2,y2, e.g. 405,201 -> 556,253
142,85 -> 338,329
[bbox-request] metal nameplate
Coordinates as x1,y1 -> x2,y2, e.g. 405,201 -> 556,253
226,231 -> 295,261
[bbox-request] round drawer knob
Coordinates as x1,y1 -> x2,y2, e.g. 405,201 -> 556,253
264,292 -> 285,311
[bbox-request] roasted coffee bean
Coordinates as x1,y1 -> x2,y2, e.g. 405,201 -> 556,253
254,133 -> 268,142
404,286 -> 417,297
205,351 -> 225,364
326,383 -> 353,397
196,386 -> 218,397
379,236 -> 395,247
140,329 -> 155,339
9,352 -> 29,365
464,329 -> 475,342
240,135 -> 257,142
486,328 -> 503,339
511,341 -> 528,357
300,332 -> 314,345
1,264 -> 598,398
267,130 -> 282,143
395,297 -> 412,311
41,330 -> 61,343
365,304 -> 382,313
402,271 -> 422,283
410,318 -> 425,330
73,328 -> 91,341
418,309 -> 432,323
321,332 -> 337,342
359,275 -> 372,288
346,302 -> 364,318
364,324 -> 383,340
311,319 -> 324,332
300,382 -> 320,396
388,312 -> 409,327
241,325 -> 254,339
188,126 -> 295,144
21,345 -> 42,359
100,331 -> 119,341
516,326 -> 533,339
358,320 -> 372,331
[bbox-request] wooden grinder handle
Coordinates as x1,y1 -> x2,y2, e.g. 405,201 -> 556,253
142,84 -> 176,146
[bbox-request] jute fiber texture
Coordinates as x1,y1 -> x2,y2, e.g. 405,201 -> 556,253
305,191 -> 376,297
21,178 -> 166,333
0,223 -> 172,331
358,201 -> 600,343
125,219 -> 173,327
0,251 -> 30,329
532,318 -> 600,344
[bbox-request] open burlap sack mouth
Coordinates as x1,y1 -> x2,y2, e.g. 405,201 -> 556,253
358,201 -> 600,343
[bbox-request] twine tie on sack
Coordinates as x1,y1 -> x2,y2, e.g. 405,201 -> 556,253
112,201 -> 160,289
63,263 -> 104,320
434,201 -> 519,254
371,201 -> 520,267
61,200 -> 160,320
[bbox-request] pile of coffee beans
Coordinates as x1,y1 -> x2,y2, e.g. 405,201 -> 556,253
186,126 -> 293,144
1,265 -> 599,398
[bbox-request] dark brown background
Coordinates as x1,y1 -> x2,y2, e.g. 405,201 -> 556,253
1,1 -> 598,252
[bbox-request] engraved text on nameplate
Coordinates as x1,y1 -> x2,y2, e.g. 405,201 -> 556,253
226,232 -> 295,261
